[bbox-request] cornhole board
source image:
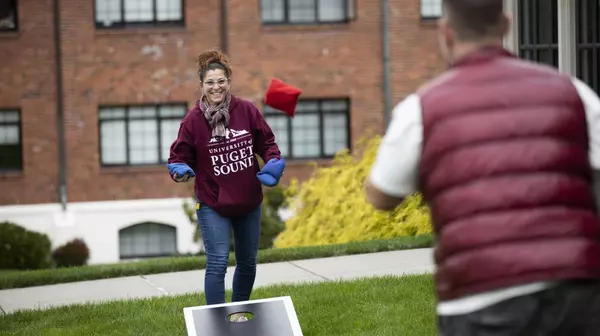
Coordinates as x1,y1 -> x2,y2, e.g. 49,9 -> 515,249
183,296 -> 303,336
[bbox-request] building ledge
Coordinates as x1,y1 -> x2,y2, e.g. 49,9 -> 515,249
94,26 -> 185,36
0,31 -> 19,39
0,170 -> 23,179
99,165 -> 165,175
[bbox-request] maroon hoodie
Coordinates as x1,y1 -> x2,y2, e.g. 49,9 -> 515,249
168,95 -> 281,217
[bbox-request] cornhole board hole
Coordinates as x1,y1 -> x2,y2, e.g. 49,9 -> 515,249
183,296 -> 303,336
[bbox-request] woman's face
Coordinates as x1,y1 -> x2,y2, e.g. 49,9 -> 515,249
202,69 -> 230,105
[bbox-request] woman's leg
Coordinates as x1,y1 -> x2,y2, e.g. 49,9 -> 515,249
197,204 -> 232,305
230,205 -> 262,302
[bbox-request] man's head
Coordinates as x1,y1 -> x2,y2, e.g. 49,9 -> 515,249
438,0 -> 510,64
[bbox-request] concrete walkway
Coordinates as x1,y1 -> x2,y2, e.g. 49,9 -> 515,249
0,248 -> 434,315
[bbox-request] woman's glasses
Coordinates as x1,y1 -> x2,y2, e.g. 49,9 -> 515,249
203,79 -> 229,88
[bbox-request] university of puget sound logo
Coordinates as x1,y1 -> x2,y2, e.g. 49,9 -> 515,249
208,128 -> 254,176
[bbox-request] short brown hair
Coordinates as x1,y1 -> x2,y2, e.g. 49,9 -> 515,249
197,48 -> 233,81
443,0 -> 505,41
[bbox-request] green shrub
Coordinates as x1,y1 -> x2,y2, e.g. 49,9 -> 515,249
259,185 -> 286,249
182,192 -> 200,243
52,238 -> 90,268
275,135 -> 432,248
0,221 -> 52,270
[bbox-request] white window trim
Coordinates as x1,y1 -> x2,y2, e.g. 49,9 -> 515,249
260,0 -> 355,24
557,0 -> 577,76
420,0 -> 444,19
503,0 -> 577,77
503,0 -> 519,54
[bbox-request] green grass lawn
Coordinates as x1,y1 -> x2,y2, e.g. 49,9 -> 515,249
0,274 -> 437,336
0,234 -> 433,290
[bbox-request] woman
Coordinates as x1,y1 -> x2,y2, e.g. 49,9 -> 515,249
167,49 -> 286,314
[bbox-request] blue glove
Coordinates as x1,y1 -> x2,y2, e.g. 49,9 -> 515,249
167,163 -> 196,182
257,158 -> 286,187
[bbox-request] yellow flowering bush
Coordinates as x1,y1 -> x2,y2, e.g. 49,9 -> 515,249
274,135 -> 433,248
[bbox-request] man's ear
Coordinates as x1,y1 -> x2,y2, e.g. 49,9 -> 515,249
500,13 -> 511,37
436,17 -> 454,63
437,16 -> 445,35
439,18 -> 455,47
437,17 -> 449,37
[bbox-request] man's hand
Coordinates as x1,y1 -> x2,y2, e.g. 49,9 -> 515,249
364,178 -> 405,211
167,163 -> 196,183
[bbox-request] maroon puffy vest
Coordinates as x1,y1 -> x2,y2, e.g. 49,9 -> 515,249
418,46 -> 600,301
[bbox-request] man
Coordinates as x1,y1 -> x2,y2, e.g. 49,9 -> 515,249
365,0 -> 600,334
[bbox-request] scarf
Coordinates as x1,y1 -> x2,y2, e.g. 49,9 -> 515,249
201,92 -> 231,139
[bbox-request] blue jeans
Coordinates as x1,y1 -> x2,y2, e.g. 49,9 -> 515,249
197,203 -> 262,305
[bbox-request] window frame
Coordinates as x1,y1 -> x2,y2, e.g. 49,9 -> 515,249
575,0 -> 600,95
420,0 -> 443,20
264,97 -> 352,160
97,103 -> 188,167
93,0 -> 186,29
259,0 -> 355,25
0,108 -> 23,172
118,222 -> 178,260
0,0 -> 19,32
517,0 -> 559,68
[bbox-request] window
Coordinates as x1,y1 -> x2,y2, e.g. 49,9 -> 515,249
0,0 -> 18,31
119,222 -> 177,259
518,0 -> 559,68
420,0 -> 442,19
265,99 -> 351,159
0,109 -> 22,171
576,0 -> 600,95
260,0 -> 354,24
98,104 -> 187,166
95,0 -> 184,28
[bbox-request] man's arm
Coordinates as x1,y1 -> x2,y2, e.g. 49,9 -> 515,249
571,77 -> 600,211
365,94 -> 423,211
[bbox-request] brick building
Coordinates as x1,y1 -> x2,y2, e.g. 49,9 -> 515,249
0,0 -> 598,264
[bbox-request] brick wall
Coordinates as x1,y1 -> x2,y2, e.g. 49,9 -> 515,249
57,1 -> 219,203
0,0 -> 60,205
227,0 -> 390,185
388,0 -> 446,102
0,0 -> 445,206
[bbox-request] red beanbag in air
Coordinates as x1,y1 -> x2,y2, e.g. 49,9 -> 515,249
264,78 -> 302,118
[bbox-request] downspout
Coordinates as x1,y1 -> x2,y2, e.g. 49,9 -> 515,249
380,0 -> 392,127
53,0 -> 67,210
220,0 -> 228,54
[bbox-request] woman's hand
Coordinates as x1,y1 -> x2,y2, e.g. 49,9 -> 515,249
257,158 -> 286,187
167,163 -> 196,183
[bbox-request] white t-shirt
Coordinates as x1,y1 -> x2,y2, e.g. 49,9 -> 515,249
368,77 -> 600,316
